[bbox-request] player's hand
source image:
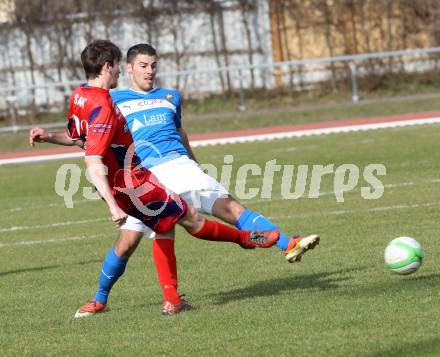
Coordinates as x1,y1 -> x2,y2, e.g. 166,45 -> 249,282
29,127 -> 48,146
110,206 -> 128,227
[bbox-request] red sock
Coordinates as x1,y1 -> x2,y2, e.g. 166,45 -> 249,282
152,239 -> 180,305
192,219 -> 248,244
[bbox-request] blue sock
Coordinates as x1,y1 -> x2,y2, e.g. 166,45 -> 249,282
236,209 -> 291,251
95,249 -> 128,305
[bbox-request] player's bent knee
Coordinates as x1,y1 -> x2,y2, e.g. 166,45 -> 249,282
186,205 -> 200,220
227,199 -> 245,216
154,229 -> 176,241
178,205 -> 204,233
114,230 -> 143,258
212,196 -> 246,224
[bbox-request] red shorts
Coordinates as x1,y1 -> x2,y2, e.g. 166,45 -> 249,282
113,169 -> 188,234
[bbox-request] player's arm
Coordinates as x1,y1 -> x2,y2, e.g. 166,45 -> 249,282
174,93 -> 198,163
84,156 -> 127,227
29,128 -> 82,147
85,104 -> 127,227
178,127 -> 198,163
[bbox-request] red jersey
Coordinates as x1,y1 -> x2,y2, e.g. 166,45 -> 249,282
67,85 -> 136,188
66,85 -> 186,233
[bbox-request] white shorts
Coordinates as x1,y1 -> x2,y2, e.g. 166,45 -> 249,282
120,155 -> 229,237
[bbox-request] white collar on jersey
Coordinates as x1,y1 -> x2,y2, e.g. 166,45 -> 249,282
128,87 -> 159,95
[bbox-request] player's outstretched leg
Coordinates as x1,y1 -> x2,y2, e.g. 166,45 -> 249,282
152,232 -> 192,315
74,248 -> 127,318
74,229 -> 143,318
235,208 -> 319,263
178,206 -> 279,249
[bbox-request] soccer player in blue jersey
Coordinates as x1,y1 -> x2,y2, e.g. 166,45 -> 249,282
76,44 -> 319,307
70,43 -> 320,316
30,40 -> 280,317
69,43 -> 319,317
111,43 -> 319,259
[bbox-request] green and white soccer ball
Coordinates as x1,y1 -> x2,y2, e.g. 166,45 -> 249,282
384,237 -> 423,275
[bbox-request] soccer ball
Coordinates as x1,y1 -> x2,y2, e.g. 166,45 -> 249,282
384,237 -> 423,275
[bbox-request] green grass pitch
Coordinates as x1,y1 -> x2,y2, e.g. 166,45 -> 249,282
1,124 -> 440,356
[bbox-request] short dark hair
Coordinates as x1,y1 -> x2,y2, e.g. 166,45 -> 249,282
80,40 -> 122,79
126,43 -> 157,64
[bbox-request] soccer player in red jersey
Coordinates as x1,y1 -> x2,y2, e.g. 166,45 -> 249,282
29,40 -> 279,315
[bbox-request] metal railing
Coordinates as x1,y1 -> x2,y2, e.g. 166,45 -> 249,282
2,46 -> 440,132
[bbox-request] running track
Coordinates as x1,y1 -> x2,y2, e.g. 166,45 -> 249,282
2,111 -> 440,166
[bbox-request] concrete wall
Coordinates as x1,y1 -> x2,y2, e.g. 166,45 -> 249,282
0,0 -> 274,112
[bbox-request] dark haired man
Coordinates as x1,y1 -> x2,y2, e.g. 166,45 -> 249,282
29,40 -> 279,316
74,42 -> 320,315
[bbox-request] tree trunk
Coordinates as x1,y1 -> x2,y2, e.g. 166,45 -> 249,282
386,0 -> 394,73
217,4 -> 232,93
239,0 -> 255,89
320,0 -> 337,92
209,7 -> 226,93
23,27 -> 37,119
359,0 -> 374,74
268,0 -> 284,88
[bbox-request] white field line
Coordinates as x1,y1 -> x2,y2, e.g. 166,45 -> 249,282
2,179 -> 437,214
0,152 -> 83,166
2,117 -> 440,166
2,201 -> 437,249
191,117 -> 440,147
0,198 -> 93,214
245,181 -> 424,204
0,234 -> 103,248
0,218 -> 108,233
270,201 -> 439,220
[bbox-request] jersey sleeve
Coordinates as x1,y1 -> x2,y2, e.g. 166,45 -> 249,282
173,92 -> 182,129
66,96 -> 80,142
85,105 -> 116,158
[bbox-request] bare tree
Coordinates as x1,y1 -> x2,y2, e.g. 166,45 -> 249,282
313,0 -> 338,92
284,0 -> 311,91
13,0 -> 44,118
238,0 -> 257,88
268,0 -> 285,88
386,0 -> 394,72
203,1 -> 227,93
216,1 -> 233,93
0,22 -> 18,122
348,0 -> 359,54
156,0 -> 201,90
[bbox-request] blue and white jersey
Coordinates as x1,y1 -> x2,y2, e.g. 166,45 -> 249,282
111,88 -> 188,168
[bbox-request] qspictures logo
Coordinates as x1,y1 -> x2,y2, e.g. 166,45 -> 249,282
54,152 -> 386,211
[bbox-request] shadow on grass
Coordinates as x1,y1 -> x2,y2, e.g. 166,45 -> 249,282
372,336 -> 440,356
322,271 -> 440,300
211,266 -> 368,305
406,272 -> 440,281
0,259 -> 102,277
